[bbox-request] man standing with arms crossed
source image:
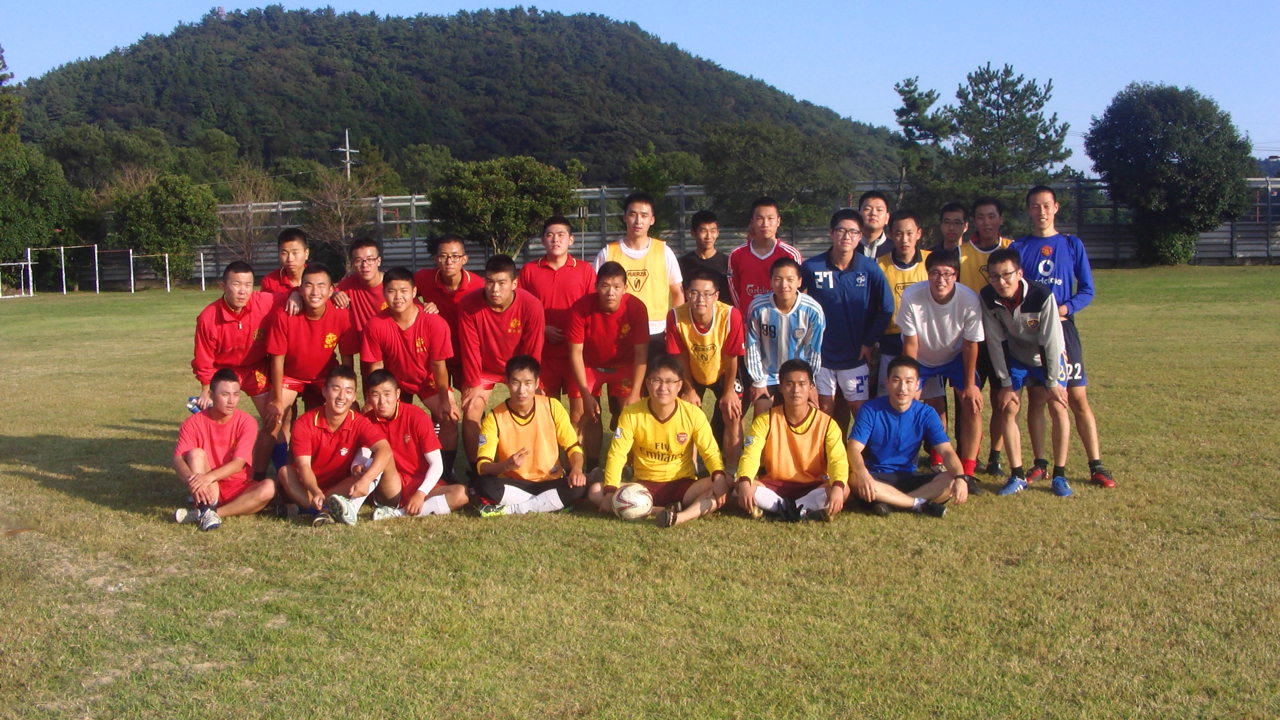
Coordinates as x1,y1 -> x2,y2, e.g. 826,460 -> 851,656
1012,186 -> 1116,489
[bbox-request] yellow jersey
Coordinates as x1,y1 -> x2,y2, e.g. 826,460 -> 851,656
605,238 -> 671,330
738,406 -> 848,486
477,396 -> 582,482
604,398 -> 723,487
959,237 -> 1013,293
877,249 -> 930,336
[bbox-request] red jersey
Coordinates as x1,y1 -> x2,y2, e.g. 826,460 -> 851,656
174,408 -> 259,485
365,401 -> 441,497
566,292 -> 649,369
336,275 -> 388,336
414,268 -> 484,361
192,292 -> 276,385
260,269 -> 301,299
360,308 -> 454,395
290,407 -> 385,489
457,288 -> 546,387
518,256 -> 596,359
727,240 -> 803,311
265,303 -> 355,384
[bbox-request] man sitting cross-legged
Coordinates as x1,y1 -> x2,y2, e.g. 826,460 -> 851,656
591,355 -> 729,528
473,355 -> 588,516
847,356 -> 971,518
735,360 -> 849,522
362,370 -> 469,520
278,366 -> 396,526
172,368 -> 276,531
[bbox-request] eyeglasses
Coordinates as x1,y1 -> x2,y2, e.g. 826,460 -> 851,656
989,270 -> 1018,282
832,227 -> 862,238
647,378 -> 683,386
436,254 -> 466,262
928,270 -> 957,280
352,257 -> 381,267
687,291 -> 717,300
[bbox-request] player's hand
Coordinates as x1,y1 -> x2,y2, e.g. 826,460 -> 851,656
995,387 -> 1018,413
854,472 -> 876,503
624,390 -> 641,408
195,389 -> 213,411
1058,303 -> 1069,319
720,392 -> 743,422
568,467 -> 586,488
192,482 -> 218,506
950,475 -> 970,504
422,301 -> 440,314
748,385 -> 767,403
961,384 -> 983,414
1049,384 -> 1069,409
405,491 -> 426,516
350,477 -> 372,499
583,395 -> 601,422
332,290 -> 351,309
284,290 -> 302,316
680,386 -> 701,406
545,326 -> 565,343
826,483 -> 846,517
736,479 -> 755,514
508,448 -> 530,470
307,488 -> 326,511
859,345 -> 874,364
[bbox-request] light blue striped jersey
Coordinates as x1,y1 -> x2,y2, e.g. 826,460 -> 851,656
745,292 -> 826,387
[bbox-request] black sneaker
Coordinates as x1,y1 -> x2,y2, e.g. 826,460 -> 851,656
919,501 -> 947,518
963,474 -> 985,495
984,459 -> 1005,476
868,501 -> 892,517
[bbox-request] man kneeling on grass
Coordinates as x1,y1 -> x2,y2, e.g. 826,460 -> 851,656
278,366 -> 396,526
736,359 -> 849,522
592,355 -> 729,528
363,369 -> 469,520
473,355 -> 588,515
847,355 -> 970,518
173,368 -> 276,531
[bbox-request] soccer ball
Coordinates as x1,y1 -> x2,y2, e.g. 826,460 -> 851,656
612,483 -> 653,521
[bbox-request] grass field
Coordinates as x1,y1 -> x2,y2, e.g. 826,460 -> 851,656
1,266 -> 1278,719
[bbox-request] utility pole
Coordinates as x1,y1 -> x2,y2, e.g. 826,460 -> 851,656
333,128 -> 360,180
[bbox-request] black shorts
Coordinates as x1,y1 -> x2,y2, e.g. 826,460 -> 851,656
871,471 -> 937,494
1061,317 -> 1088,388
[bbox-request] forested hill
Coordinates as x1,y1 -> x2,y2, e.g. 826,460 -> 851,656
17,6 -> 899,183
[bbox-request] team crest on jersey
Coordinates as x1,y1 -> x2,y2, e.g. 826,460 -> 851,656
1040,245 -> 1053,257
415,337 -> 427,353
614,426 -> 623,439
403,433 -> 412,445
478,433 -> 487,445
379,301 -> 389,311
254,370 -> 267,387
744,435 -> 755,447
252,328 -> 262,340
626,270 -> 648,292
855,272 -> 867,287
620,323 -> 631,338
693,342 -> 715,366
1024,317 -> 1041,331
508,318 -> 522,334
339,447 -> 349,456
324,332 -> 338,349
793,327 -> 806,340
676,432 -> 688,444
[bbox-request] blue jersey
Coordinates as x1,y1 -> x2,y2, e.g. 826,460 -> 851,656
745,292 -> 825,388
1010,234 -> 1095,316
800,251 -> 893,370
849,396 -> 950,474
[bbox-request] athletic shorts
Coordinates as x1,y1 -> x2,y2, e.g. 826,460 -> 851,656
871,471 -> 937,494
815,364 -> 871,402
467,371 -> 506,392
1007,357 -> 1055,392
758,477 -> 826,501
636,477 -> 696,508
919,355 -> 977,392
878,354 -> 944,399
474,475 -> 570,504
229,364 -> 270,397
570,366 -> 635,399
200,474 -> 251,506
1061,317 -> 1088,387
282,376 -> 325,408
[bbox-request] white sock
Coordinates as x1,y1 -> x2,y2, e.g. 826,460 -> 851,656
507,489 -> 564,515
416,495 -> 451,516
752,484 -> 785,513
796,487 -> 829,514
911,497 -> 926,511
348,476 -> 380,513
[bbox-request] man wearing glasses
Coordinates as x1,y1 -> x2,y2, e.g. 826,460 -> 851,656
934,202 -> 969,253
800,208 -> 893,424
895,250 -> 985,486
414,235 -> 485,478
333,237 -> 388,379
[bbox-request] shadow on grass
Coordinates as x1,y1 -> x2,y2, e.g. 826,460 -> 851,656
2,423 -> 180,514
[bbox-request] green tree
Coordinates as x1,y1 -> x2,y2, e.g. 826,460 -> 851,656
0,143 -> 80,262
398,143 -> 456,194
702,121 -> 843,226
429,156 -> 575,257
0,45 -> 21,148
1085,83 -> 1253,265
895,64 -> 1070,228
302,168 -> 378,267
114,174 -> 217,280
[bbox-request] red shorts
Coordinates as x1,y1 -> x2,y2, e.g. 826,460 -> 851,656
467,372 -> 505,392
399,472 -> 430,502
759,477 -> 825,501
567,366 -> 635,399
282,376 -> 325,408
637,477 -> 696,508
231,364 -> 270,396
538,353 -> 575,397
212,474 -> 252,504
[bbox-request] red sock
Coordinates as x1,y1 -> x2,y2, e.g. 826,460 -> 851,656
929,451 -> 943,466
961,458 -> 977,476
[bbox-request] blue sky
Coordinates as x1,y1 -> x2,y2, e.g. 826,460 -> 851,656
4,1 -> 1278,170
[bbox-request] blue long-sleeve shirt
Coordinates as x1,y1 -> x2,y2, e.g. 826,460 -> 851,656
1010,233 -> 1095,316
800,250 -> 893,369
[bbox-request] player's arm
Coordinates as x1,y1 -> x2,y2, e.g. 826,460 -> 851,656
718,355 -> 743,422
429,358 -> 460,421
901,333 -> 919,360
1065,238 -> 1095,316
191,319 -> 217,409
550,401 -> 587,487
407,450 -> 445,513
349,438 -> 393,499
293,455 -> 326,510
627,339 -> 646,407
666,247 -> 684,308
457,308 -> 482,390
864,268 -> 895,361
690,411 -> 726,483
823,418 -> 850,516
568,342 -> 599,422
931,439 -> 968,504
521,296 -> 546,360
959,339 -> 983,414
736,412 -> 769,513
474,411 -> 511,476
845,437 -> 877,503
1036,298 -> 1070,407
981,309 -> 1013,389
804,307 -> 826,374
667,314 -> 700,405
267,353 -> 288,429
744,306 -> 768,400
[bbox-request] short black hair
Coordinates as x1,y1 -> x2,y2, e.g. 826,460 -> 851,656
326,365 -> 359,386
858,190 -> 890,208
623,192 -> 655,214
889,210 -> 921,231
348,237 -> 382,259
432,235 -> 467,255
887,355 -> 921,377
484,254 -> 517,279
542,216 -> 573,234
364,369 -> 399,390
277,228 -> 308,248
778,359 -> 814,382
925,249 -> 960,273
1026,185 -> 1057,205
751,196 -> 779,214
829,208 -> 863,231
646,354 -> 683,380
505,354 -> 541,379
686,268 -> 721,290
690,209 -> 718,232
596,261 -> 627,285
939,202 -> 967,220
301,263 -> 332,283
209,368 -> 241,394
770,257 -> 802,277
382,266 -> 415,286
971,196 -> 1004,216
222,261 -> 254,280
988,248 -> 1022,270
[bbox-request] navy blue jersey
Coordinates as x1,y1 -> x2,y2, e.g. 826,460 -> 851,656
849,396 -> 950,474
800,251 -> 893,370
1010,234 -> 1095,316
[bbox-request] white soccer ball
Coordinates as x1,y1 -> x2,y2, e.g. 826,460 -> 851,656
612,483 -> 653,521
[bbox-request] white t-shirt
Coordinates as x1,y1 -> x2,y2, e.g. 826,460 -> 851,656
593,238 -> 684,335
895,282 -> 984,367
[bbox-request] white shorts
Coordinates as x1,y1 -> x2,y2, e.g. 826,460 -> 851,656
877,354 -> 944,399
815,365 -> 870,402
